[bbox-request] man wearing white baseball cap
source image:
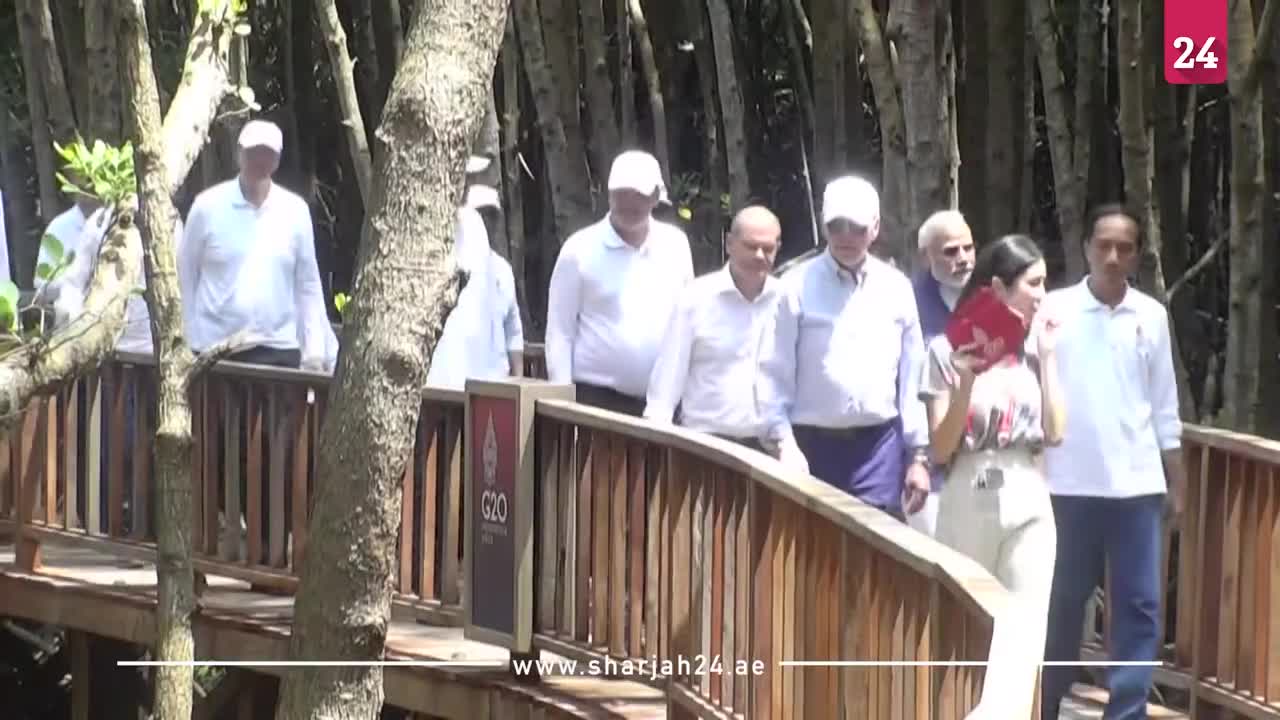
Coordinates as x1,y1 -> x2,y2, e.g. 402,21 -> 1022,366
759,174 -> 931,522
178,118 -> 329,370
545,149 -> 693,415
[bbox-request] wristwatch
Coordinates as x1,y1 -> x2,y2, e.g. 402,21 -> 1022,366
909,447 -> 932,470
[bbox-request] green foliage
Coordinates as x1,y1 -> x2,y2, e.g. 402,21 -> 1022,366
53,137 -> 136,206
334,292 -> 351,320
0,280 -> 18,335
197,0 -> 249,22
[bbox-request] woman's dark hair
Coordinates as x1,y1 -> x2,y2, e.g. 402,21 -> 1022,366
954,234 -> 1045,309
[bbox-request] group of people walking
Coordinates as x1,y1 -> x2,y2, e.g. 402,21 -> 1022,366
544,149 -> 1183,720
32,124 -> 1183,719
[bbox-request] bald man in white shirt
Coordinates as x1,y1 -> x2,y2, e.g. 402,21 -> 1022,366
178,119 -> 328,370
645,206 -> 781,451
545,150 -> 694,416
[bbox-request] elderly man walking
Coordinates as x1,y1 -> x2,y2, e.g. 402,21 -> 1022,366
908,209 -> 976,536
761,175 -> 930,520
545,150 -> 693,416
644,206 -> 781,451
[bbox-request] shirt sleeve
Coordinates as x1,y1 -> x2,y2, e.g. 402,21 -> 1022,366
49,210 -> 109,326
759,281 -> 800,445
897,288 -> 929,450
500,261 -> 524,352
644,289 -> 696,424
1148,307 -> 1183,450
292,203 -> 328,369
544,238 -> 581,385
177,198 -> 206,342
918,335 -> 957,400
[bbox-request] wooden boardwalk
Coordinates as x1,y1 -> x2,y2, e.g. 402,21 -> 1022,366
0,537 -> 666,719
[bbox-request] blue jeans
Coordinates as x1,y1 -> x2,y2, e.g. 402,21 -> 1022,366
1041,494 -> 1164,720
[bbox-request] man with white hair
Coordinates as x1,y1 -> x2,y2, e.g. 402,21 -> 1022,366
907,209 -> 975,536
178,118 -> 329,370
760,175 -> 930,521
545,149 -> 693,416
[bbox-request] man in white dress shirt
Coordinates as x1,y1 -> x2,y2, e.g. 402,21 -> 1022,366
464,183 -> 524,375
545,150 -> 694,416
425,203 -> 524,390
33,173 -> 105,299
178,119 -> 328,370
760,175 -> 930,521
1040,205 -> 1186,720
644,205 -> 780,451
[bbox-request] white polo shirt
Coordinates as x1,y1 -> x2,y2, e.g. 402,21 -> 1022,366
34,205 -> 96,295
644,266 -> 779,438
1041,279 -> 1183,498
426,208 -> 525,389
544,215 -> 694,398
178,179 -> 328,366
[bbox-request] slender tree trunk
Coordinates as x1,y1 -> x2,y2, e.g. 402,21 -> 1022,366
0,99 -> 38,287
580,0 -> 621,175
273,0 -> 509,716
617,0 -> 634,145
1029,0 -> 1098,282
704,0 -> 750,207
626,0 -> 670,178
372,0 -> 405,104
84,0 -> 123,144
500,15 -> 530,330
316,0 -> 374,205
14,0 -> 67,220
117,2 -> 241,719
1222,0 -> 1277,432
810,0 -> 846,183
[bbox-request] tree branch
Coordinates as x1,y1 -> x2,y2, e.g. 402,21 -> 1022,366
1241,0 -> 1278,97
1165,235 -> 1225,302
183,331 -> 251,391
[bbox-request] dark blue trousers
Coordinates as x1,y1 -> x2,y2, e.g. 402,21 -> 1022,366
1041,494 -> 1164,720
793,418 -> 905,519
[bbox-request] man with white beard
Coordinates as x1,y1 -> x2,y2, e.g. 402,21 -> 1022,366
908,210 -> 975,536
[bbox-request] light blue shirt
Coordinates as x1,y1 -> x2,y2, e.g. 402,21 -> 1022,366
760,250 -> 928,450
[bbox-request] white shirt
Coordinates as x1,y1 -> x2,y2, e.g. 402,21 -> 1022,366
178,179 -> 328,367
50,205 -> 180,355
644,266 -> 779,438
34,205 -> 94,296
759,250 -> 928,449
545,215 -> 694,398
426,209 -> 524,390
1042,279 -> 1182,497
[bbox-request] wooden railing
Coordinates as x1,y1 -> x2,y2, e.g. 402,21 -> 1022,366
1079,425 -> 1280,719
1,347 -> 1046,718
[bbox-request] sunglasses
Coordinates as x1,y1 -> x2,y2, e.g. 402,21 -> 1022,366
826,219 -> 868,235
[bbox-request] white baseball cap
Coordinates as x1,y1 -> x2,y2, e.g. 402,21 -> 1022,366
822,175 -> 879,227
607,150 -> 664,196
466,155 -> 493,174
465,184 -> 501,211
237,119 -> 283,153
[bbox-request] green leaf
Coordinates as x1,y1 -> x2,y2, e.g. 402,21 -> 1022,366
0,281 -> 18,333
334,292 -> 350,316
35,262 -> 53,281
41,233 -> 64,262
677,207 -> 693,220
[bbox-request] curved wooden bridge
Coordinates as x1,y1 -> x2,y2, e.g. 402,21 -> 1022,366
0,346 -> 1271,719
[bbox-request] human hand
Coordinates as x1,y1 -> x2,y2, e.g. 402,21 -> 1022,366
949,341 -> 983,385
902,461 -> 931,514
1034,313 -> 1062,357
775,439 -> 811,476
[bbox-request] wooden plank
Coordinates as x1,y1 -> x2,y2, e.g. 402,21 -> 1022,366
400,406 -> 416,595
1268,463 -> 1280,700
644,445 -> 662,659
440,410 -> 463,606
670,452 -> 691,685
710,471 -> 725,706
267,389 -> 287,568
574,429 -> 592,642
43,396 -> 59,526
557,423 -> 576,636
203,379 -> 220,556
733,480 -> 749,714
290,387 -> 310,571
721,473 -> 736,712
659,448 -> 673,661
420,408 -> 440,601
1239,460 -> 1260,695
627,442 -> 644,659
63,378 -> 80,531
1174,445 -> 1202,669
537,418 -> 559,632
223,386 -> 243,562
1218,455 -> 1244,685
591,433 -> 610,649
609,435 -> 625,656
85,376 -> 102,536
781,500 -> 795,716
246,385 -> 264,566
106,374 -> 124,535
130,377 -> 150,539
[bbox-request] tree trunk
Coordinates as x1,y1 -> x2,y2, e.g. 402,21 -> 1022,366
316,0 -> 374,206
499,15 -> 530,330
1029,0 -> 1098,282
118,2 -> 241,718
810,0 -> 847,184
372,0 -> 405,104
14,0 -> 69,220
84,0 -> 123,144
617,0 -> 634,145
0,98 -> 37,287
626,0 -> 670,178
273,0 -> 508,717
850,0 -> 909,265
580,0 -> 621,175
704,0 -> 750,207
1221,0 -> 1277,432
513,0 -> 593,239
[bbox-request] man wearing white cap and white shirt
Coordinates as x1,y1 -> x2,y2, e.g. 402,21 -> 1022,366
32,173 -> 106,300
545,149 -> 694,416
759,174 -> 931,521
178,118 -> 329,370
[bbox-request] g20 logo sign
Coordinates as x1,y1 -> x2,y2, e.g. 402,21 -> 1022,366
480,412 -> 510,526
